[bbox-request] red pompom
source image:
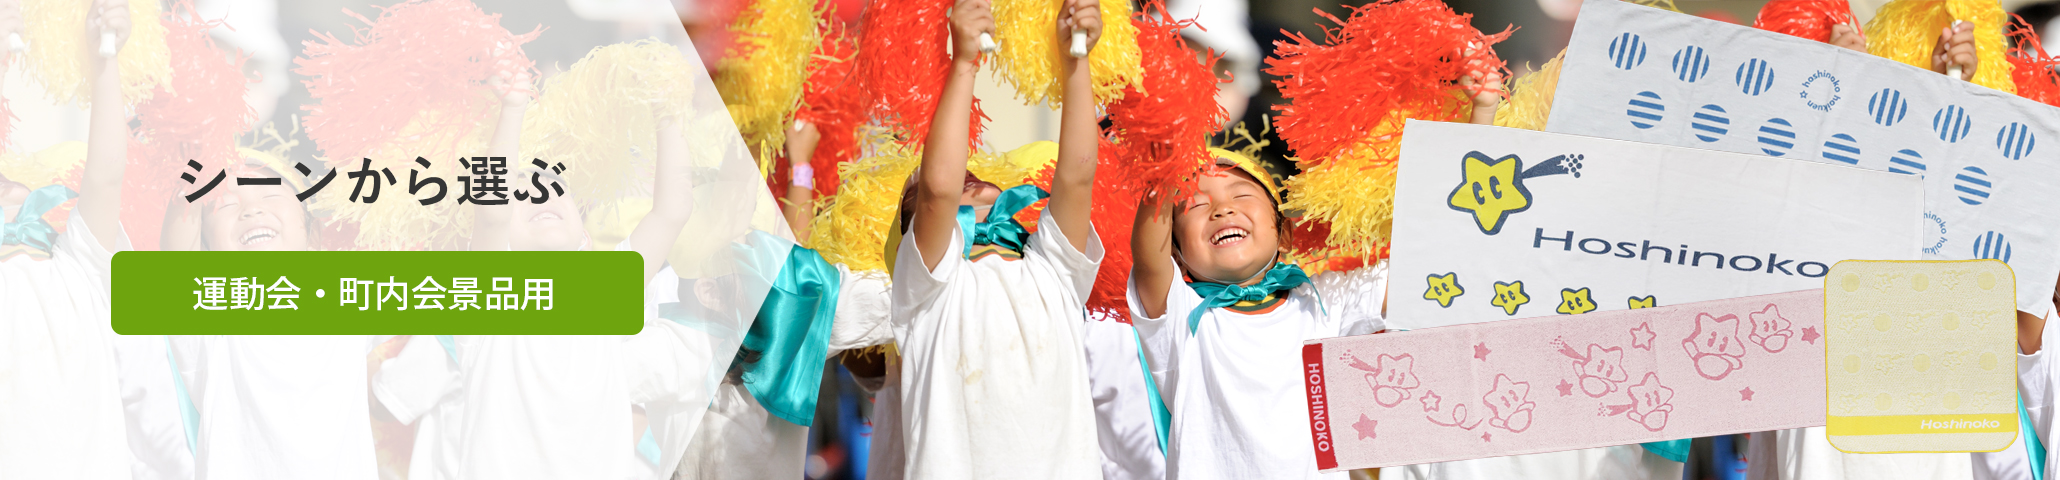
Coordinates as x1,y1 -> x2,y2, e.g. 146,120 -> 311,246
294,0 -> 540,164
1752,0 -> 1857,43
123,1 -> 256,250
794,21 -> 864,197
1087,0 -> 1229,319
853,0 -> 984,146
2008,14 -> 2060,107
1264,0 -> 1511,166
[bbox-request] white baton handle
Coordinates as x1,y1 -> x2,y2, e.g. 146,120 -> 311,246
978,33 -> 997,53
1945,20 -> 1966,81
7,33 -> 23,53
1069,29 -> 1087,58
99,31 -> 116,58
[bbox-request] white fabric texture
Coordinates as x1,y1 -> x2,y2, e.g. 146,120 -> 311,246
1083,319 -> 1167,480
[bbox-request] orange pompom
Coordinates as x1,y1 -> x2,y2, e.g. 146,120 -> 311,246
2007,13 -> 2060,106
124,1 -> 256,251
853,0 -> 986,146
1753,0 -> 1858,43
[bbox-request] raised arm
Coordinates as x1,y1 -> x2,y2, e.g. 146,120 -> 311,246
911,0 -> 993,271
1048,0 -> 1102,253
1130,188 -> 1176,319
1461,46 -> 1503,126
626,113 -> 695,283
781,121 -> 821,240
80,0 -> 130,252
469,77 -> 530,251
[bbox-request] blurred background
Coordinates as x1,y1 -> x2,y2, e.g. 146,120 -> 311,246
7,0 -> 2059,478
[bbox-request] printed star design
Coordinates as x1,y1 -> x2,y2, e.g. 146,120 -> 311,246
1627,295 -> 1657,309
1474,342 -> 1493,361
1740,387 -> 1756,401
1482,432 -> 1494,442
1557,287 -> 1597,315
1353,414 -> 1379,440
1630,322 -> 1657,350
1801,326 -> 1821,345
1447,152 -> 1532,235
1420,391 -> 1444,412
1557,379 -> 1575,397
1491,281 -> 1530,316
1424,273 -> 1465,307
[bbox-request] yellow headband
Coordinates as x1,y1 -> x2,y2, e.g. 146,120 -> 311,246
1206,147 -> 1283,205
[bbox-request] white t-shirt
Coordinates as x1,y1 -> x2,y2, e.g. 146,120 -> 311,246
1083,319 -> 1167,480
1975,300 -> 2060,480
169,335 -> 383,480
0,211 -> 130,479
113,334 -> 197,480
1126,260 -> 1388,480
890,214 -> 1105,479
451,333 -> 628,479
1744,426 -> 1972,480
371,334 -> 463,480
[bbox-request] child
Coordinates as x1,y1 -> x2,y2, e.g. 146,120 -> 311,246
1126,147 -> 1388,479
888,0 -> 1107,476
0,0 -> 133,476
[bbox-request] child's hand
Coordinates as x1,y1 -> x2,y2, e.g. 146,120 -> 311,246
1932,21 -> 1976,80
488,43 -> 534,108
1056,0 -> 1102,58
949,0 -> 994,65
85,0 -> 128,61
1458,43 -> 1503,126
1829,23 -> 1866,53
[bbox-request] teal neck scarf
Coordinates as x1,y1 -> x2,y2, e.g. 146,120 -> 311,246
2,185 -> 78,251
1184,262 -> 1309,333
955,185 -> 1048,257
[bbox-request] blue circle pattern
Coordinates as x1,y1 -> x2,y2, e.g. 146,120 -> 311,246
1932,105 -> 1972,143
1888,149 -> 1926,176
1671,46 -> 1710,83
1758,118 -> 1796,156
1736,59 -> 1775,96
1974,231 -> 2012,263
1609,33 -> 1648,70
1998,122 -> 2037,160
1627,91 -> 1665,129
1821,133 -> 1861,165
1955,166 -> 1993,206
1867,88 -> 1909,127
1692,105 -> 1730,142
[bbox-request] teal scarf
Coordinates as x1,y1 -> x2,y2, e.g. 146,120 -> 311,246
2026,393 -> 2049,480
735,245 -> 841,426
1185,263 -> 1309,333
1640,439 -> 1690,463
955,185 -> 1048,257
2,185 -> 78,251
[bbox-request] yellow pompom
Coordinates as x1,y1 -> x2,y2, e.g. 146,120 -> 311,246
716,0 -> 823,176
524,40 -> 699,207
1867,0 -> 2014,93
311,106 -> 495,251
990,0 -> 1143,106
0,141 -> 86,188
1625,0 -> 1684,13
24,0 -> 171,105
1494,49 -> 1566,132
1281,98 -> 1461,257
807,134 -> 920,272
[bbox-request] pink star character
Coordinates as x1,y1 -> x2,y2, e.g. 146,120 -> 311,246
1683,313 -> 1748,380
1353,414 -> 1378,440
1748,304 -> 1795,353
1482,374 -> 1535,433
1630,322 -> 1657,350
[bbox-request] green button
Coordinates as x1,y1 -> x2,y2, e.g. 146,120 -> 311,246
113,251 -> 644,335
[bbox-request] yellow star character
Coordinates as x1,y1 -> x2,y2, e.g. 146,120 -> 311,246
1425,273 -> 1464,307
1558,288 -> 1597,315
1627,296 -> 1656,309
1491,281 -> 1529,316
1447,152 -> 1531,235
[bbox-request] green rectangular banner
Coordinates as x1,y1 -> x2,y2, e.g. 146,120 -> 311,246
113,251 -> 644,334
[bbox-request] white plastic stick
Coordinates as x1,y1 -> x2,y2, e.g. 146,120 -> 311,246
1945,20 -> 1966,81
1068,29 -> 1087,58
978,33 -> 997,53
7,33 -> 23,53
98,31 -> 116,58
